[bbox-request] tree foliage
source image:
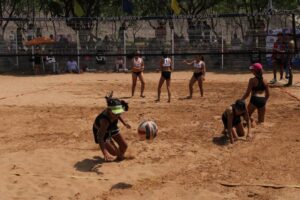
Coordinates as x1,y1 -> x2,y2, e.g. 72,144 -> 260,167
0,0 -> 30,38
0,0 -> 297,38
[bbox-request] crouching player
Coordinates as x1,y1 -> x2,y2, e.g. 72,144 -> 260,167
92,94 -> 131,161
222,99 -> 251,144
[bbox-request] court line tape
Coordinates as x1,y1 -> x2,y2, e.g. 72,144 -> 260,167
219,181 -> 300,189
0,82 -> 73,101
11,173 -> 105,180
279,88 -> 300,102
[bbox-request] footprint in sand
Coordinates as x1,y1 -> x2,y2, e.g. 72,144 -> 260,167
190,121 -> 200,126
39,182 -> 49,188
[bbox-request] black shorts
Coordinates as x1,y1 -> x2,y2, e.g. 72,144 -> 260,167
161,71 -> 171,80
222,114 -> 241,129
275,58 -> 284,65
92,125 -> 119,143
250,96 -> 266,109
133,71 -> 142,76
193,72 -> 203,80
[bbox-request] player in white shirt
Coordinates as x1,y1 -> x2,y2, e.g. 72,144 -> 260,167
131,50 -> 146,97
156,52 -> 173,102
183,55 -> 206,98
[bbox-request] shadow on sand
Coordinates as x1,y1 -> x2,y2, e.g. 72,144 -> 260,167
212,135 -> 229,146
119,96 -> 132,99
178,96 -> 193,101
110,182 -> 133,190
74,156 -> 105,174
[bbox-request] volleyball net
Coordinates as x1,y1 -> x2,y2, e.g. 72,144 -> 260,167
0,11 -> 298,72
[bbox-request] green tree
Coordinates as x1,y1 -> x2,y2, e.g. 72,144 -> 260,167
0,0 -> 27,39
214,0 -> 297,48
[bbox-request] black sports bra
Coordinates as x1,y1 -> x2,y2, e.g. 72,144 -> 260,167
252,77 -> 265,93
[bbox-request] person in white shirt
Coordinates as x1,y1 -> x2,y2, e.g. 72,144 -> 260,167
183,55 -> 206,98
156,52 -> 173,102
45,50 -> 57,73
131,50 -> 145,97
66,58 -> 79,73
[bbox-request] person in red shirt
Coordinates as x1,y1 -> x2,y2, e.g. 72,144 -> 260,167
270,32 -> 286,84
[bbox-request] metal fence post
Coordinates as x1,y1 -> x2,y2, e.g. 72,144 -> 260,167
15,32 -> 19,69
171,28 -> 174,69
77,30 -> 80,72
124,28 -> 127,70
221,28 -> 224,70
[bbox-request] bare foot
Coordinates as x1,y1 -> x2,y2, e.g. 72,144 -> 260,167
186,96 -> 192,99
140,95 -> 146,98
246,134 -> 254,142
155,99 -> 160,102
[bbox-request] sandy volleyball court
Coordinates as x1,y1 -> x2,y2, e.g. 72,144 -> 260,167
0,71 -> 300,200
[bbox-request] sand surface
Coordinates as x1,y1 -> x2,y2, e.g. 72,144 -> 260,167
0,71 -> 300,200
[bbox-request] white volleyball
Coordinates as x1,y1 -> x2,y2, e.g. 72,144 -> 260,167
137,121 -> 158,140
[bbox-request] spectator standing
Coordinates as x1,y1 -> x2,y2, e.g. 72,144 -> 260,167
9,31 -> 15,51
284,33 -> 295,86
231,33 -> 242,50
45,50 -> 57,73
27,23 -> 34,41
270,32 -> 285,84
33,48 -> 42,75
115,48 -> 126,72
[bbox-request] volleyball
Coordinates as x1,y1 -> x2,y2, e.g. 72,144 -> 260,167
138,121 -> 158,140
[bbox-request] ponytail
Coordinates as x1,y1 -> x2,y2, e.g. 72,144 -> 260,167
255,70 -> 263,81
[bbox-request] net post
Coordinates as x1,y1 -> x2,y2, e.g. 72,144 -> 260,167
15,32 -> 19,70
292,13 -> 298,54
31,46 -> 34,70
221,28 -> 224,70
76,30 -> 80,72
124,28 -> 127,70
171,28 -> 174,69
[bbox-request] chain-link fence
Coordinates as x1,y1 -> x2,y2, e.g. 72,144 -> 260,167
0,11 -> 298,73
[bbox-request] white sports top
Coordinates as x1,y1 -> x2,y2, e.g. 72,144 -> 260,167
132,57 -> 144,72
193,60 -> 204,69
162,58 -> 172,67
